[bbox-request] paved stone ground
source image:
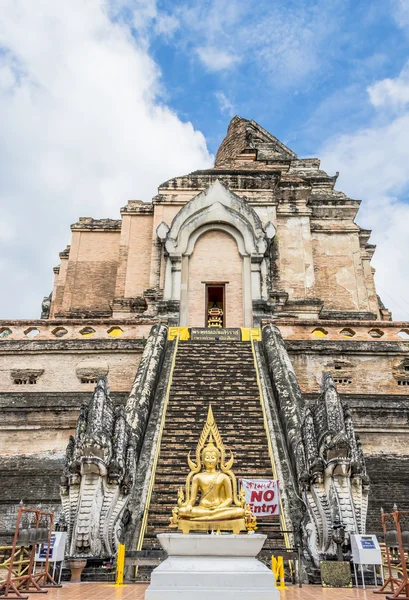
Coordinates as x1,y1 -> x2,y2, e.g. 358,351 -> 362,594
43,582 -> 383,599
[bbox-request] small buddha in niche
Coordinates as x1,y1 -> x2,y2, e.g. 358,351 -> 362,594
170,406 -> 253,534
207,298 -> 223,328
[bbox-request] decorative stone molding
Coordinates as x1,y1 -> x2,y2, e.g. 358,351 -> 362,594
75,360 -> 109,383
120,200 -> 154,215
156,221 -> 170,242
11,369 -> 44,385
70,217 -> 121,231
165,180 -> 266,256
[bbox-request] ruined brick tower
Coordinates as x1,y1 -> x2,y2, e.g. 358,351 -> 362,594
1,117 -> 408,579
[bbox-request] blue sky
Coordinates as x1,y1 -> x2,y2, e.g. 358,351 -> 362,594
142,0 -> 409,155
1,0 -> 409,319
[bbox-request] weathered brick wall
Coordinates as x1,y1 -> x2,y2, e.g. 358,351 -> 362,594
214,116 -> 248,166
288,343 -> 409,396
0,455 -> 62,543
1,429 -> 72,457
0,338 -> 140,462
115,212 -> 154,298
0,391 -> 129,542
365,455 -> 409,533
187,230 -> 244,327
276,215 -> 315,299
0,350 -> 142,393
51,254 -> 69,318
312,231 -> 369,311
61,230 -> 120,315
0,391 -> 129,456
305,392 -> 409,457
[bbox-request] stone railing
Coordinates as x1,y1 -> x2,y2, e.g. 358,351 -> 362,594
265,320 -> 409,342
0,319 -> 157,341
1,318 -> 408,343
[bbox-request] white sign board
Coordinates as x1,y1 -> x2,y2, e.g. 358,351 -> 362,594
351,534 -> 382,565
241,479 -> 280,516
35,532 -> 67,563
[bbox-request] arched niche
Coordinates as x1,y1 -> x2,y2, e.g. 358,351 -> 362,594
159,181 -> 273,327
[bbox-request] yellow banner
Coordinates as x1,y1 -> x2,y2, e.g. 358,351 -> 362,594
168,327 -> 261,341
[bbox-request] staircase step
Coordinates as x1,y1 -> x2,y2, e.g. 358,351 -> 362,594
137,339 -> 284,581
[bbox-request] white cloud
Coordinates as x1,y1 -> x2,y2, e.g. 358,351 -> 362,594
0,0 -> 212,319
391,0 -> 409,29
175,0 -> 341,86
196,47 -> 238,72
215,91 -> 235,116
154,13 -> 179,38
368,62 -> 409,108
319,65 -> 409,320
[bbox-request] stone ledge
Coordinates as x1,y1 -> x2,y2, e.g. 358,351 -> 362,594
0,453 -> 63,471
272,319 -> 409,327
320,310 -> 377,320
0,339 -> 146,352
285,340 -> 409,353
70,217 -> 122,231
0,391 -> 129,409
0,318 -> 160,325
121,201 -> 154,214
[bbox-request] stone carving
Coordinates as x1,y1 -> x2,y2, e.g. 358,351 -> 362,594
302,373 -> 369,565
60,376 -> 136,557
41,293 -> 51,319
60,323 -> 168,558
125,323 -> 168,441
261,324 -> 369,568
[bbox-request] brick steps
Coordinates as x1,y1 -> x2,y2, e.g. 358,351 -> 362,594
137,340 -> 285,579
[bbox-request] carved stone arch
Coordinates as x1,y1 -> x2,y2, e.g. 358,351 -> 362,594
185,223 -> 248,257
165,180 -> 266,257
161,180 -> 273,327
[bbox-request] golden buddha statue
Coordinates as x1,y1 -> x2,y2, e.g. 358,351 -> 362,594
170,406 -> 255,534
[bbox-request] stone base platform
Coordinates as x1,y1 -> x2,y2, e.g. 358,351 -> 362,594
145,533 -> 279,600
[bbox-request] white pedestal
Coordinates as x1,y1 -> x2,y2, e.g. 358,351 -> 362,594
145,533 -> 280,600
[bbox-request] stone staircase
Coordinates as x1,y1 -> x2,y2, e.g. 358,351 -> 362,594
137,340 -> 286,579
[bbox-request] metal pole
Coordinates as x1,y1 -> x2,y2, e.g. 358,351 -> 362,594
115,543 -> 125,586
297,544 -> 302,588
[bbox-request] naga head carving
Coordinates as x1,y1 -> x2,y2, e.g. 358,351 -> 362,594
321,431 -> 351,477
108,460 -> 123,485
301,372 -> 370,566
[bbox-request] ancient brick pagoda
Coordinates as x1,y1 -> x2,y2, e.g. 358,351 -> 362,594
1,116 -> 409,581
